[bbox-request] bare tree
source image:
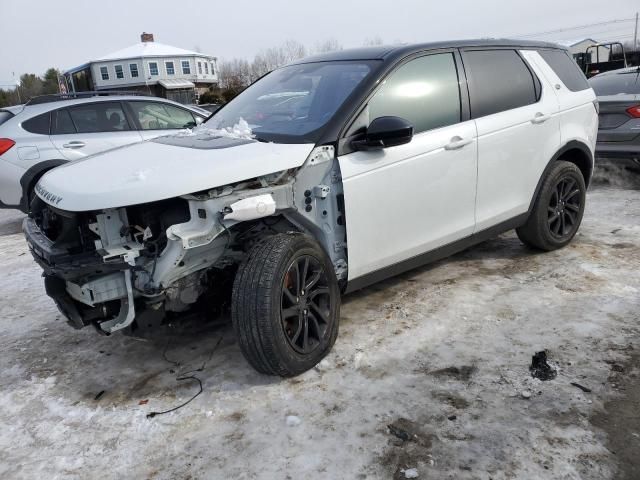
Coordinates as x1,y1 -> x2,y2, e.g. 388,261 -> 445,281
363,36 -> 384,46
312,38 -> 343,54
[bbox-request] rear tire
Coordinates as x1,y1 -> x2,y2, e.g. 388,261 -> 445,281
517,160 -> 586,251
231,233 -> 340,377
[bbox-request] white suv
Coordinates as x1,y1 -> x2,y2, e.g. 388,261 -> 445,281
0,93 -> 207,212
24,40 -> 597,376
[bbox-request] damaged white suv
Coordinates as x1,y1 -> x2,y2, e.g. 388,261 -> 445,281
24,40 -> 598,376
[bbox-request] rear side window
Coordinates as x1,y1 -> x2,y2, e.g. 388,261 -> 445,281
367,53 -> 461,134
464,49 -> 540,118
51,109 -> 77,135
22,112 -> 50,134
538,49 -> 590,92
0,110 -> 14,127
68,102 -> 131,133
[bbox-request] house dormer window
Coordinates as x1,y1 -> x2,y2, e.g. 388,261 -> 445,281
115,65 -> 124,79
181,60 -> 191,74
130,63 -> 139,78
149,62 -> 159,76
100,66 -> 109,80
198,61 -> 203,74
204,62 -> 209,74
165,61 -> 175,75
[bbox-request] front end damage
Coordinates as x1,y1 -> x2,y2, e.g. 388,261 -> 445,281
24,146 -> 348,335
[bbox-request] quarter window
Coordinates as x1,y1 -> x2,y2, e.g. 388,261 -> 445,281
100,66 -> 109,81
165,61 -> 175,75
537,49 -> 590,92
182,60 -> 191,74
128,101 -> 197,130
68,102 -> 131,133
114,65 -> 124,79
149,62 -> 159,76
365,53 -> 461,135
130,63 -> 139,78
464,49 -> 540,118
22,112 -> 50,134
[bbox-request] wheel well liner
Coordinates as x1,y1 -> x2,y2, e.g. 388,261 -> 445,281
528,140 -> 593,213
19,159 -> 68,212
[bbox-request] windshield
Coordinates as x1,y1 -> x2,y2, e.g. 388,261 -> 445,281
205,61 -> 373,143
589,69 -> 640,96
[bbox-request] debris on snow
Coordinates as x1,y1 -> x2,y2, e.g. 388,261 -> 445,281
402,467 -> 419,478
529,351 -> 557,381
286,415 -> 301,427
570,382 -> 592,393
521,390 -> 532,399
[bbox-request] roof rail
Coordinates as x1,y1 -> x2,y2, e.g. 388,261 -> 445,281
26,91 -> 151,106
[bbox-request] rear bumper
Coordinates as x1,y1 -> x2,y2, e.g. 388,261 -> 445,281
595,142 -> 640,160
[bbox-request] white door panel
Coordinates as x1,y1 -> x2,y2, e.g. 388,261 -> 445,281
50,131 -> 143,161
339,121 -> 477,280
474,54 -> 561,231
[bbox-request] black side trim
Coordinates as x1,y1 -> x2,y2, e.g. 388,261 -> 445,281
345,213 -> 528,294
18,159 -> 67,213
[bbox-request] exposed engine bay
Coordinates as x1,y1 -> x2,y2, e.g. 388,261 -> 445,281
24,146 -> 348,335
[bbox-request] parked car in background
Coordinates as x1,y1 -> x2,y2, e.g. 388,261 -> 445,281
24,40 -> 597,376
0,93 -> 208,212
188,104 -> 214,117
197,103 -> 223,113
589,66 -> 640,165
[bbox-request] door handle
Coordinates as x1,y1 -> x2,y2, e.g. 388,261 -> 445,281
444,136 -> 472,150
62,141 -> 86,149
531,112 -> 551,124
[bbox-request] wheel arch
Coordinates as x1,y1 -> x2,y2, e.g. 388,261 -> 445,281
19,159 -> 68,213
528,140 -> 593,213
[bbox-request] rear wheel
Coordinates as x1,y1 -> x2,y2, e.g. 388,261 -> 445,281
517,160 -> 586,251
231,233 -> 340,376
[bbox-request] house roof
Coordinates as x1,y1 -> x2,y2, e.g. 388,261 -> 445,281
556,38 -> 598,47
92,42 -> 212,62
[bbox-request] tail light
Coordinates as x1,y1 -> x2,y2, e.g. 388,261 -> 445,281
626,105 -> 640,118
0,138 -> 15,156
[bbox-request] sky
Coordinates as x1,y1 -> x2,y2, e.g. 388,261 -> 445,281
0,0 -> 637,85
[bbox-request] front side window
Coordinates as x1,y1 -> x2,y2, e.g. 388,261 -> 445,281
149,62 -> 159,76
114,65 -> 124,79
182,60 -> 191,74
364,53 -> 461,135
129,101 -> 197,130
166,61 -> 175,75
206,61 -> 373,142
100,66 -> 109,81
464,49 -> 540,118
68,102 -> 131,133
130,63 -> 139,78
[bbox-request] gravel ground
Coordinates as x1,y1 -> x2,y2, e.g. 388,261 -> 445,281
0,174 -> 638,479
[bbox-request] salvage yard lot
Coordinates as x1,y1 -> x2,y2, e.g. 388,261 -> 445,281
0,178 -> 638,479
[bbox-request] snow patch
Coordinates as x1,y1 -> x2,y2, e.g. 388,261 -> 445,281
402,467 -> 419,478
285,415 -> 301,427
176,118 -> 255,140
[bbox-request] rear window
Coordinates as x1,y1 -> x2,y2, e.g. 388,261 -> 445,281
0,110 -> 14,127
463,49 -> 540,118
589,70 -> 640,96
538,49 -> 590,92
22,112 -> 50,135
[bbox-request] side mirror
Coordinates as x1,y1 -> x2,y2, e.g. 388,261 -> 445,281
352,116 -> 414,151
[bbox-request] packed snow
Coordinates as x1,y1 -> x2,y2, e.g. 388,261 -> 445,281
176,118 -> 255,140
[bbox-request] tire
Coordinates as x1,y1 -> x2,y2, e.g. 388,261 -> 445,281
231,232 -> 341,377
516,160 -> 586,251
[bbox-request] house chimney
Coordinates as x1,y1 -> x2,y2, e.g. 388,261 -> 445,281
141,32 -> 154,43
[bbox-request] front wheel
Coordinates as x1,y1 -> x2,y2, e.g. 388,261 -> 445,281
231,233 -> 340,376
517,160 -> 586,251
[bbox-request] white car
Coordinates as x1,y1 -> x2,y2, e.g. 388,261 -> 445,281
0,93 -> 207,212
24,40 -> 598,376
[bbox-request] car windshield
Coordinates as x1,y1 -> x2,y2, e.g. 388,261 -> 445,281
205,61 -> 373,143
589,69 -> 640,96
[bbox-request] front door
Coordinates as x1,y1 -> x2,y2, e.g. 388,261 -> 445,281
338,52 -> 478,281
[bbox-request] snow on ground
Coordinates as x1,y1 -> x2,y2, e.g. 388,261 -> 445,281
0,183 -> 639,479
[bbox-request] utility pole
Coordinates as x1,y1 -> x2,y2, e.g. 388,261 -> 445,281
634,12 -> 639,50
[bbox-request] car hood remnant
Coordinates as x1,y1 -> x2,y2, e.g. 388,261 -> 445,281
35,133 -> 314,211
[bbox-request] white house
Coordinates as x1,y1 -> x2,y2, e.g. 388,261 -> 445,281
558,38 -> 610,63
64,33 -> 218,104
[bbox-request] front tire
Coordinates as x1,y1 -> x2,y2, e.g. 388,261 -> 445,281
517,160 -> 586,251
231,233 -> 340,376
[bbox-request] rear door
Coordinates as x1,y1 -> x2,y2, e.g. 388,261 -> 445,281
125,100 -> 200,140
461,48 -> 561,231
337,51 -> 478,280
49,101 -> 143,160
